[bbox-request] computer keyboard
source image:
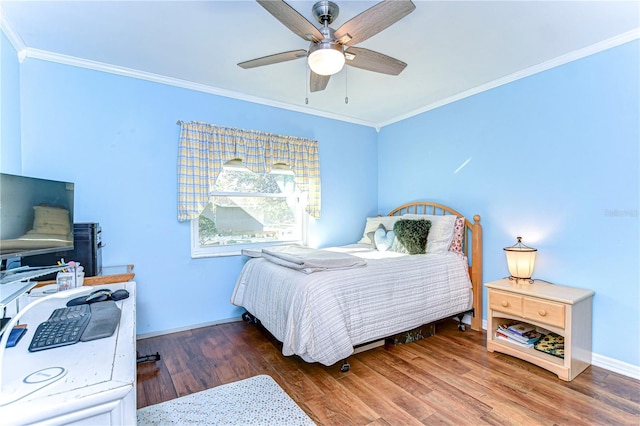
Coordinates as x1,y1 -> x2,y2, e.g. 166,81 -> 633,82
47,304 -> 90,321
28,305 -> 91,352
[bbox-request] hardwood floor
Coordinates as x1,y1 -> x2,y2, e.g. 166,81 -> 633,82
137,319 -> 640,425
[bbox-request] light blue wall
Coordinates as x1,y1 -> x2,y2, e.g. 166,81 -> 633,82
3,27 -> 638,369
1,31 -> 21,173
378,40 -> 640,367
16,59 -> 378,335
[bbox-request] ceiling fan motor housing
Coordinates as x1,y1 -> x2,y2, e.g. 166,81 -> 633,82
312,1 -> 339,25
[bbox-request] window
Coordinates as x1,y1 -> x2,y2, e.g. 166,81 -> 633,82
191,161 -> 307,257
177,121 -> 320,256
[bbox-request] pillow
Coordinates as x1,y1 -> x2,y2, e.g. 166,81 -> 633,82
373,226 -> 395,252
32,205 -> 71,235
449,217 -> 465,254
367,223 -> 389,249
358,216 -> 403,244
391,219 -> 431,255
33,205 -> 69,220
366,224 -> 379,248
403,214 -> 456,254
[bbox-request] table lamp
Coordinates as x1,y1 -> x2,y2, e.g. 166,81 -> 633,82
504,237 -> 537,283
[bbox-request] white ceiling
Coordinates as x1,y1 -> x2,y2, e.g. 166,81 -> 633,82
2,1 -> 639,128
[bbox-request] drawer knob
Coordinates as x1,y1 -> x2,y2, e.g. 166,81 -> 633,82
501,301 -> 509,307
538,309 -> 547,316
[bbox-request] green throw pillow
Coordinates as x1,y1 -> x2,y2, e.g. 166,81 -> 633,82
393,219 -> 431,255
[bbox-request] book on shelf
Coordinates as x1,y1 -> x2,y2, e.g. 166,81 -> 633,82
506,323 -> 535,336
503,328 -> 543,344
495,332 -> 534,348
496,322 -> 543,345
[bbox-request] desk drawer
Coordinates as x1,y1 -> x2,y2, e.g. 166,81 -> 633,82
489,289 -> 522,316
523,297 -> 565,328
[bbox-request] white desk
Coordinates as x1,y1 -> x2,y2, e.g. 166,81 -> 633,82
0,282 -> 136,425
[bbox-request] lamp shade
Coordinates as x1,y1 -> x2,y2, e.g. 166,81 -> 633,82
503,237 -> 537,281
308,42 -> 345,76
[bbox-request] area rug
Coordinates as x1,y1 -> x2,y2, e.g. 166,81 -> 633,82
137,374 -> 316,426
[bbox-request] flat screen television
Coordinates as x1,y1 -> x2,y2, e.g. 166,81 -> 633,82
0,173 -> 75,264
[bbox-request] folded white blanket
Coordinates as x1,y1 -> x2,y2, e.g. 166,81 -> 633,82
255,244 -> 367,274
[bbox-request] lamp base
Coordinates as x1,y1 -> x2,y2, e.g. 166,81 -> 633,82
507,276 -> 534,284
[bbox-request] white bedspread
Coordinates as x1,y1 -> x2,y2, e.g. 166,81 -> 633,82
231,244 -> 472,366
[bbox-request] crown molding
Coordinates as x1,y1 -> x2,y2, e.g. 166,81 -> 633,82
0,8 -> 27,62
379,28 -> 640,128
4,23 -> 638,130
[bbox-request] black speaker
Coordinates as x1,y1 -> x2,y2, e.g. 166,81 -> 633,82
23,222 -> 103,280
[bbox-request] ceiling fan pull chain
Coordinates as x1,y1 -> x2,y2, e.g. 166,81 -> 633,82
305,65 -> 309,104
345,66 -> 349,104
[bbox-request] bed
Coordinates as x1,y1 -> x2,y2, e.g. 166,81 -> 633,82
231,201 -> 482,368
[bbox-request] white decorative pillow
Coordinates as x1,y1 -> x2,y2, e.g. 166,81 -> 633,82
374,227 -> 395,252
402,214 -> 457,254
358,216 -> 403,244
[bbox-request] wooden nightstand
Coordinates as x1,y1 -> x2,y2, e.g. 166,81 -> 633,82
485,278 -> 594,381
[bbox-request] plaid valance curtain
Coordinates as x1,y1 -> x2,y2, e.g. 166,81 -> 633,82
177,121 -> 321,221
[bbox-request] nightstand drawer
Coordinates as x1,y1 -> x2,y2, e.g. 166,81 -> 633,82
523,297 -> 565,328
488,289 -> 522,316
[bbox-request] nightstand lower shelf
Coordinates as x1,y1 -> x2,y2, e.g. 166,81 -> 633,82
488,328 -> 567,378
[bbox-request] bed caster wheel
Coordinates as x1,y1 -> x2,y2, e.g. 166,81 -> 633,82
458,324 -> 466,332
340,362 -> 350,373
242,312 -> 258,324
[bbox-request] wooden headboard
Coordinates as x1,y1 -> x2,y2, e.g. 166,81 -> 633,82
387,202 -> 483,331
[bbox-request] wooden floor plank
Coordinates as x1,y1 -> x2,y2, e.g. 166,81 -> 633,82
137,319 -> 640,425
343,356 -> 438,423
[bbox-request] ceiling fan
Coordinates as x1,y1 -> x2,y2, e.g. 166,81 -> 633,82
238,0 -> 416,93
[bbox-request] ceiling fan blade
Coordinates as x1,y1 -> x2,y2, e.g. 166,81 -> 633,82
345,47 -> 407,75
257,0 -> 323,42
310,72 -> 330,92
334,0 -> 416,46
238,50 -> 307,69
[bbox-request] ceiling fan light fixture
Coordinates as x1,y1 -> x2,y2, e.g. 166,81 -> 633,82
308,42 -> 345,76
